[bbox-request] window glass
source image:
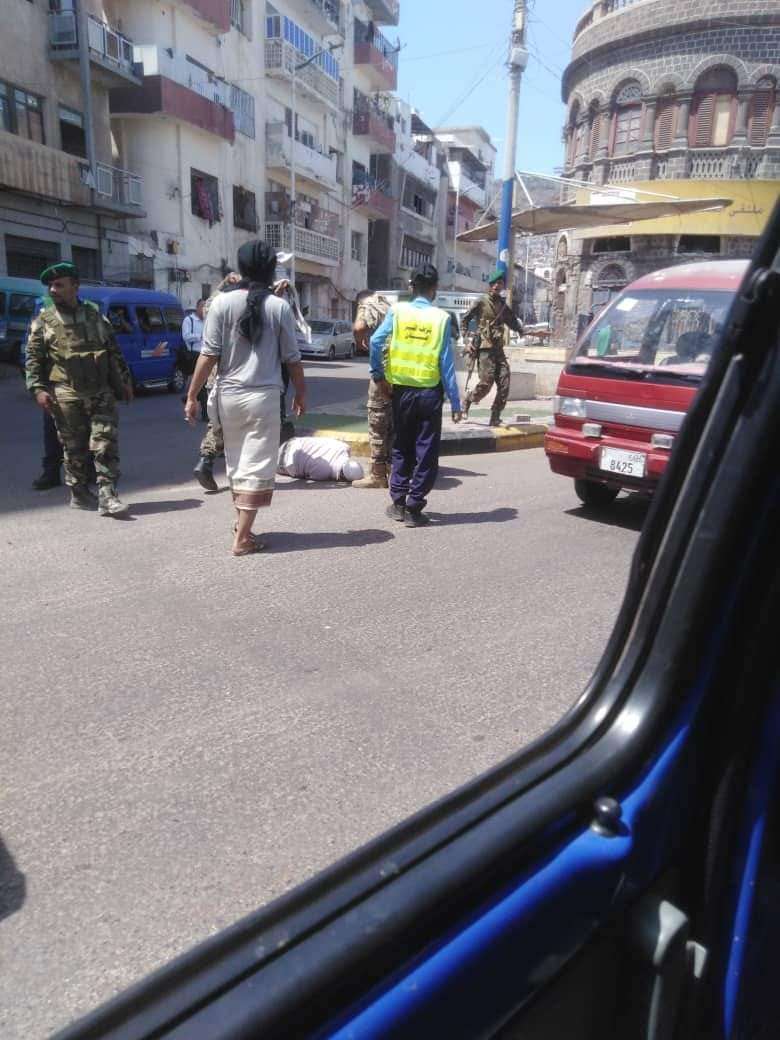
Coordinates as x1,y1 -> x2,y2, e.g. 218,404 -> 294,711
0,292 -> 6,315
9,293 -> 37,319
574,289 -> 732,376
309,320 -> 334,334
108,304 -> 134,333
163,306 -> 184,331
0,83 -> 10,133
135,306 -> 164,333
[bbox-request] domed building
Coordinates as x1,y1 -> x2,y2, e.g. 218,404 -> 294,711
554,0 -> 780,340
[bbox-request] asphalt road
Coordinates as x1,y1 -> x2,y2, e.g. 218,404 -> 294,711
0,361 -> 647,1038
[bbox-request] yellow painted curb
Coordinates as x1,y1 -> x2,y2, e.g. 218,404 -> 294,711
493,424 -> 548,452
300,423 -> 549,456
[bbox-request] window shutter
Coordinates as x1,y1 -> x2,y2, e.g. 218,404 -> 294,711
655,98 -> 677,150
589,113 -> 601,158
692,94 -> 715,147
748,85 -> 774,146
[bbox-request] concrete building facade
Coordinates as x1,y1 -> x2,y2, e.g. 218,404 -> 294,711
555,0 -> 780,340
0,0 -> 145,283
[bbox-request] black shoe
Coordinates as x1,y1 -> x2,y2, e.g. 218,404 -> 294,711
32,469 -> 61,490
194,455 -> 218,492
404,509 -> 431,528
385,502 -> 405,522
489,416 -> 503,428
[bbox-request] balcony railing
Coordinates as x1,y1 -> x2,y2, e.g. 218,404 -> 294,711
264,39 -> 340,109
132,45 -> 231,106
364,0 -> 400,26
352,108 -> 396,153
403,147 -> 441,189
687,150 -> 736,179
306,0 -> 342,35
49,10 -> 138,81
266,123 -> 339,187
574,0 -> 640,41
354,20 -> 398,91
351,178 -> 395,220
95,161 -> 143,209
265,222 -> 340,265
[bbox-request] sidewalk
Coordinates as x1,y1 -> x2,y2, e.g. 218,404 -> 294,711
297,399 -> 553,457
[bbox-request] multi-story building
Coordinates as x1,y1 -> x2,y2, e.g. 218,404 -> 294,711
555,0 -> 780,339
109,0 -> 263,305
434,126 -> 499,294
0,0 -> 145,282
362,99 -> 447,290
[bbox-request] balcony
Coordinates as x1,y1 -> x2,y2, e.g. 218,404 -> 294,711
304,0 -> 343,38
264,38 -> 340,110
351,179 -> 395,220
265,222 -> 340,267
352,107 -> 396,154
364,0 -> 400,26
178,0 -> 231,35
354,21 -> 398,92
0,130 -> 144,216
573,0 -> 639,42
404,147 -> 441,190
49,10 -> 141,86
110,46 -> 234,142
266,123 -> 339,189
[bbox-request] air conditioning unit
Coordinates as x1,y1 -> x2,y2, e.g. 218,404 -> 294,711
50,12 -> 78,46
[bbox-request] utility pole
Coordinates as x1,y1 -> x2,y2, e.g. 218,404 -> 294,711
496,1 -> 528,287
75,0 -> 103,279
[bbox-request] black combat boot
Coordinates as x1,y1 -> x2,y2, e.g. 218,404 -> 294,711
32,466 -> 61,490
70,484 -> 98,510
193,455 -> 218,492
404,508 -> 431,528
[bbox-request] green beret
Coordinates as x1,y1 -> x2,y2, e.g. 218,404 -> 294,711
488,269 -> 507,286
40,261 -> 79,285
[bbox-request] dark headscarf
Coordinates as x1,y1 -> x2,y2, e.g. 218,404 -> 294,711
236,240 -> 278,341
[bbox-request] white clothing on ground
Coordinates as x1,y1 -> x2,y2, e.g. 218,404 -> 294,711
278,437 -> 353,482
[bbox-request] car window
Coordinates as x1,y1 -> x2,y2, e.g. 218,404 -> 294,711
135,306 -> 165,333
107,304 -> 134,334
163,306 -> 184,332
9,293 -> 37,320
572,289 -> 732,376
309,320 -> 334,334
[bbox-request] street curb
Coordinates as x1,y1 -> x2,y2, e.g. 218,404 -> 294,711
295,423 -> 548,457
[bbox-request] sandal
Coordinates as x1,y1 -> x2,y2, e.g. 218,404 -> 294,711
232,539 -> 266,556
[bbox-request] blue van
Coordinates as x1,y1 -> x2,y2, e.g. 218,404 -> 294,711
0,276 -> 45,365
23,286 -> 188,393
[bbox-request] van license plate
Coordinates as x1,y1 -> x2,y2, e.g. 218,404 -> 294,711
599,447 -> 646,478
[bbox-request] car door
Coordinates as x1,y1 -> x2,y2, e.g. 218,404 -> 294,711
132,303 -> 170,385
105,302 -> 142,385
53,203 -> 780,1040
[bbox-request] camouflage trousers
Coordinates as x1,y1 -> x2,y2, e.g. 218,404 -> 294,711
367,379 -> 393,466
467,348 -> 511,419
52,384 -> 120,488
200,422 -> 224,459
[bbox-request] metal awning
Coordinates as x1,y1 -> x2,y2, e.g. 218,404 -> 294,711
456,197 -> 733,241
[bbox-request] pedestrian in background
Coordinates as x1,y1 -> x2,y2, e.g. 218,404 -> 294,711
185,240 -> 306,556
461,271 -> 523,427
351,290 -> 391,488
370,264 -> 462,528
182,299 -> 208,421
26,261 -> 133,516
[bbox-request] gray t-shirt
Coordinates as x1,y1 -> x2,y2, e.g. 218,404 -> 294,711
201,289 -> 301,392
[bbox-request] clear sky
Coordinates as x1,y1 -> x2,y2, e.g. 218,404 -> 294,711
394,0 -> 586,180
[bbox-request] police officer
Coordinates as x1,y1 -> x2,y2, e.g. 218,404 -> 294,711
26,261 -> 133,516
370,264 -> 462,527
351,290 -> 391,488
461,270 -> 523,426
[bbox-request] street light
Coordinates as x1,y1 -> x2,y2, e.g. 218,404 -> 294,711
290,40 -> 343,292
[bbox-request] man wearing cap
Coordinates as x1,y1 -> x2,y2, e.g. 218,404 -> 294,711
26,261 -> 133,515
351,290 -> 392,489
370,264 -> 461,527
460,270 -> 523,427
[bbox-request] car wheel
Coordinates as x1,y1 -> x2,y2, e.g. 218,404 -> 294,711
168,366 -> 186,394
328,346 -> 336,360
574,479 -> 620,508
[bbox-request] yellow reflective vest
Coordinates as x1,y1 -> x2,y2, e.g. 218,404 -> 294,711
385,302 -> 449,389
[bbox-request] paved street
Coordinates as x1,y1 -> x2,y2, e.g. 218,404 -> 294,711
0,361 -> 647,1038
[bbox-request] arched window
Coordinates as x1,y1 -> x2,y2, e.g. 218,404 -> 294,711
654,90 -> 678,150
566,102 -> 580,167
748,77 -> 776,147
611,81 -> 643,156
588,102 -> 602,158
690,67 -> 738,148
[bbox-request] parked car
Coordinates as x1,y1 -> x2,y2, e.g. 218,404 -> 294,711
544,259 -> 748,507
23,286 -> 187,393
300,318 -> 355,360
0,276 -> 44,365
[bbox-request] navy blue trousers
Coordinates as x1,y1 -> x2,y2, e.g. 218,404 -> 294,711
390,385 -> 444,512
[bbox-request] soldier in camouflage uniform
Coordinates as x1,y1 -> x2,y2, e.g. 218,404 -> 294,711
351,290 -> 391,488
26,261 -> 133,515
461,270 -> 523,427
